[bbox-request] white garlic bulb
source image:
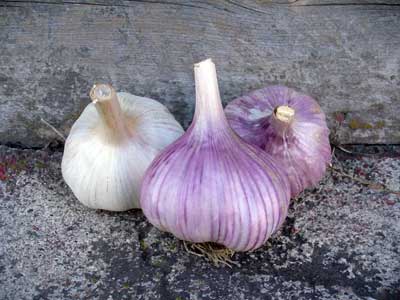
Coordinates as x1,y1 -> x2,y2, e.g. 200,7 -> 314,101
62,84 -> 184,211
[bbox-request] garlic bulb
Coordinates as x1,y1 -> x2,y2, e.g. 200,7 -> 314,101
140,59 -> 290,251
62,84 -> 184,211
225,85 -> 331,197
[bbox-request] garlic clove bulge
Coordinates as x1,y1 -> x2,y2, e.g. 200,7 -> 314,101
61,84 -> 184,211
140,59 -> 290,251
225,85 -> 331,197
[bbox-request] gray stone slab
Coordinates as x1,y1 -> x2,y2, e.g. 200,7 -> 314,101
0,1 -> 399,147
0,145 -> 399,299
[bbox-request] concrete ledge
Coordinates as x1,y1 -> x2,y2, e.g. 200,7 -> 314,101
0,145 -> 399,299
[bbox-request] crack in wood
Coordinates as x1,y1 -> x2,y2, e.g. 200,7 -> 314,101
225,0 -> 270,14
121,0 -> 213,10
2,0 -> 214,10
0,4 -> 23,7
2,0 -> 130,7
4,0 -> 400,11
224,0 -> 400,14
293,2 -> 400,7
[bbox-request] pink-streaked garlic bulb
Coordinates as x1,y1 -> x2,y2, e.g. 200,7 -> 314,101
140,59 -> 290,252
225,86 -> 331,197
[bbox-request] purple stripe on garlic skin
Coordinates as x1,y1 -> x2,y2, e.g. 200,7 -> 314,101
225,86 -> 332,198
140,59 -> 290,252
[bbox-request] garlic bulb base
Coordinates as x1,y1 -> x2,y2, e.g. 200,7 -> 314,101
183,241 -> 236,265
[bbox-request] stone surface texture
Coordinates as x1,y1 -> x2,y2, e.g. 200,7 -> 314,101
0,145 -> 399,300
1,1 -> 400,147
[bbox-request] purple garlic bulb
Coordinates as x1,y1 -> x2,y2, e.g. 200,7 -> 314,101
225,86 -> 331,197
140,59 -> 290,252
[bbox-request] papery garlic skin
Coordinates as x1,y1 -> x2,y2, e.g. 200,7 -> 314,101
140,60 -> 290,251
225,86 -> 331,197
62,85 -> 184,211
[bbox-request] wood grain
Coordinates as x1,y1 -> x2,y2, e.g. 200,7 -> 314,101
0,0 -> 399,146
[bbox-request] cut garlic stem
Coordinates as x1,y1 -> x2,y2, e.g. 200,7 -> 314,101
274,105 -> 295,123
272,105 -> 295,137
193,59 -> 228,131
89,83 -> 129,139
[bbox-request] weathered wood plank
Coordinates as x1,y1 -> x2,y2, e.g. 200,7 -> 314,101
0,0 -> 399,146
291,0 -> 400,5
